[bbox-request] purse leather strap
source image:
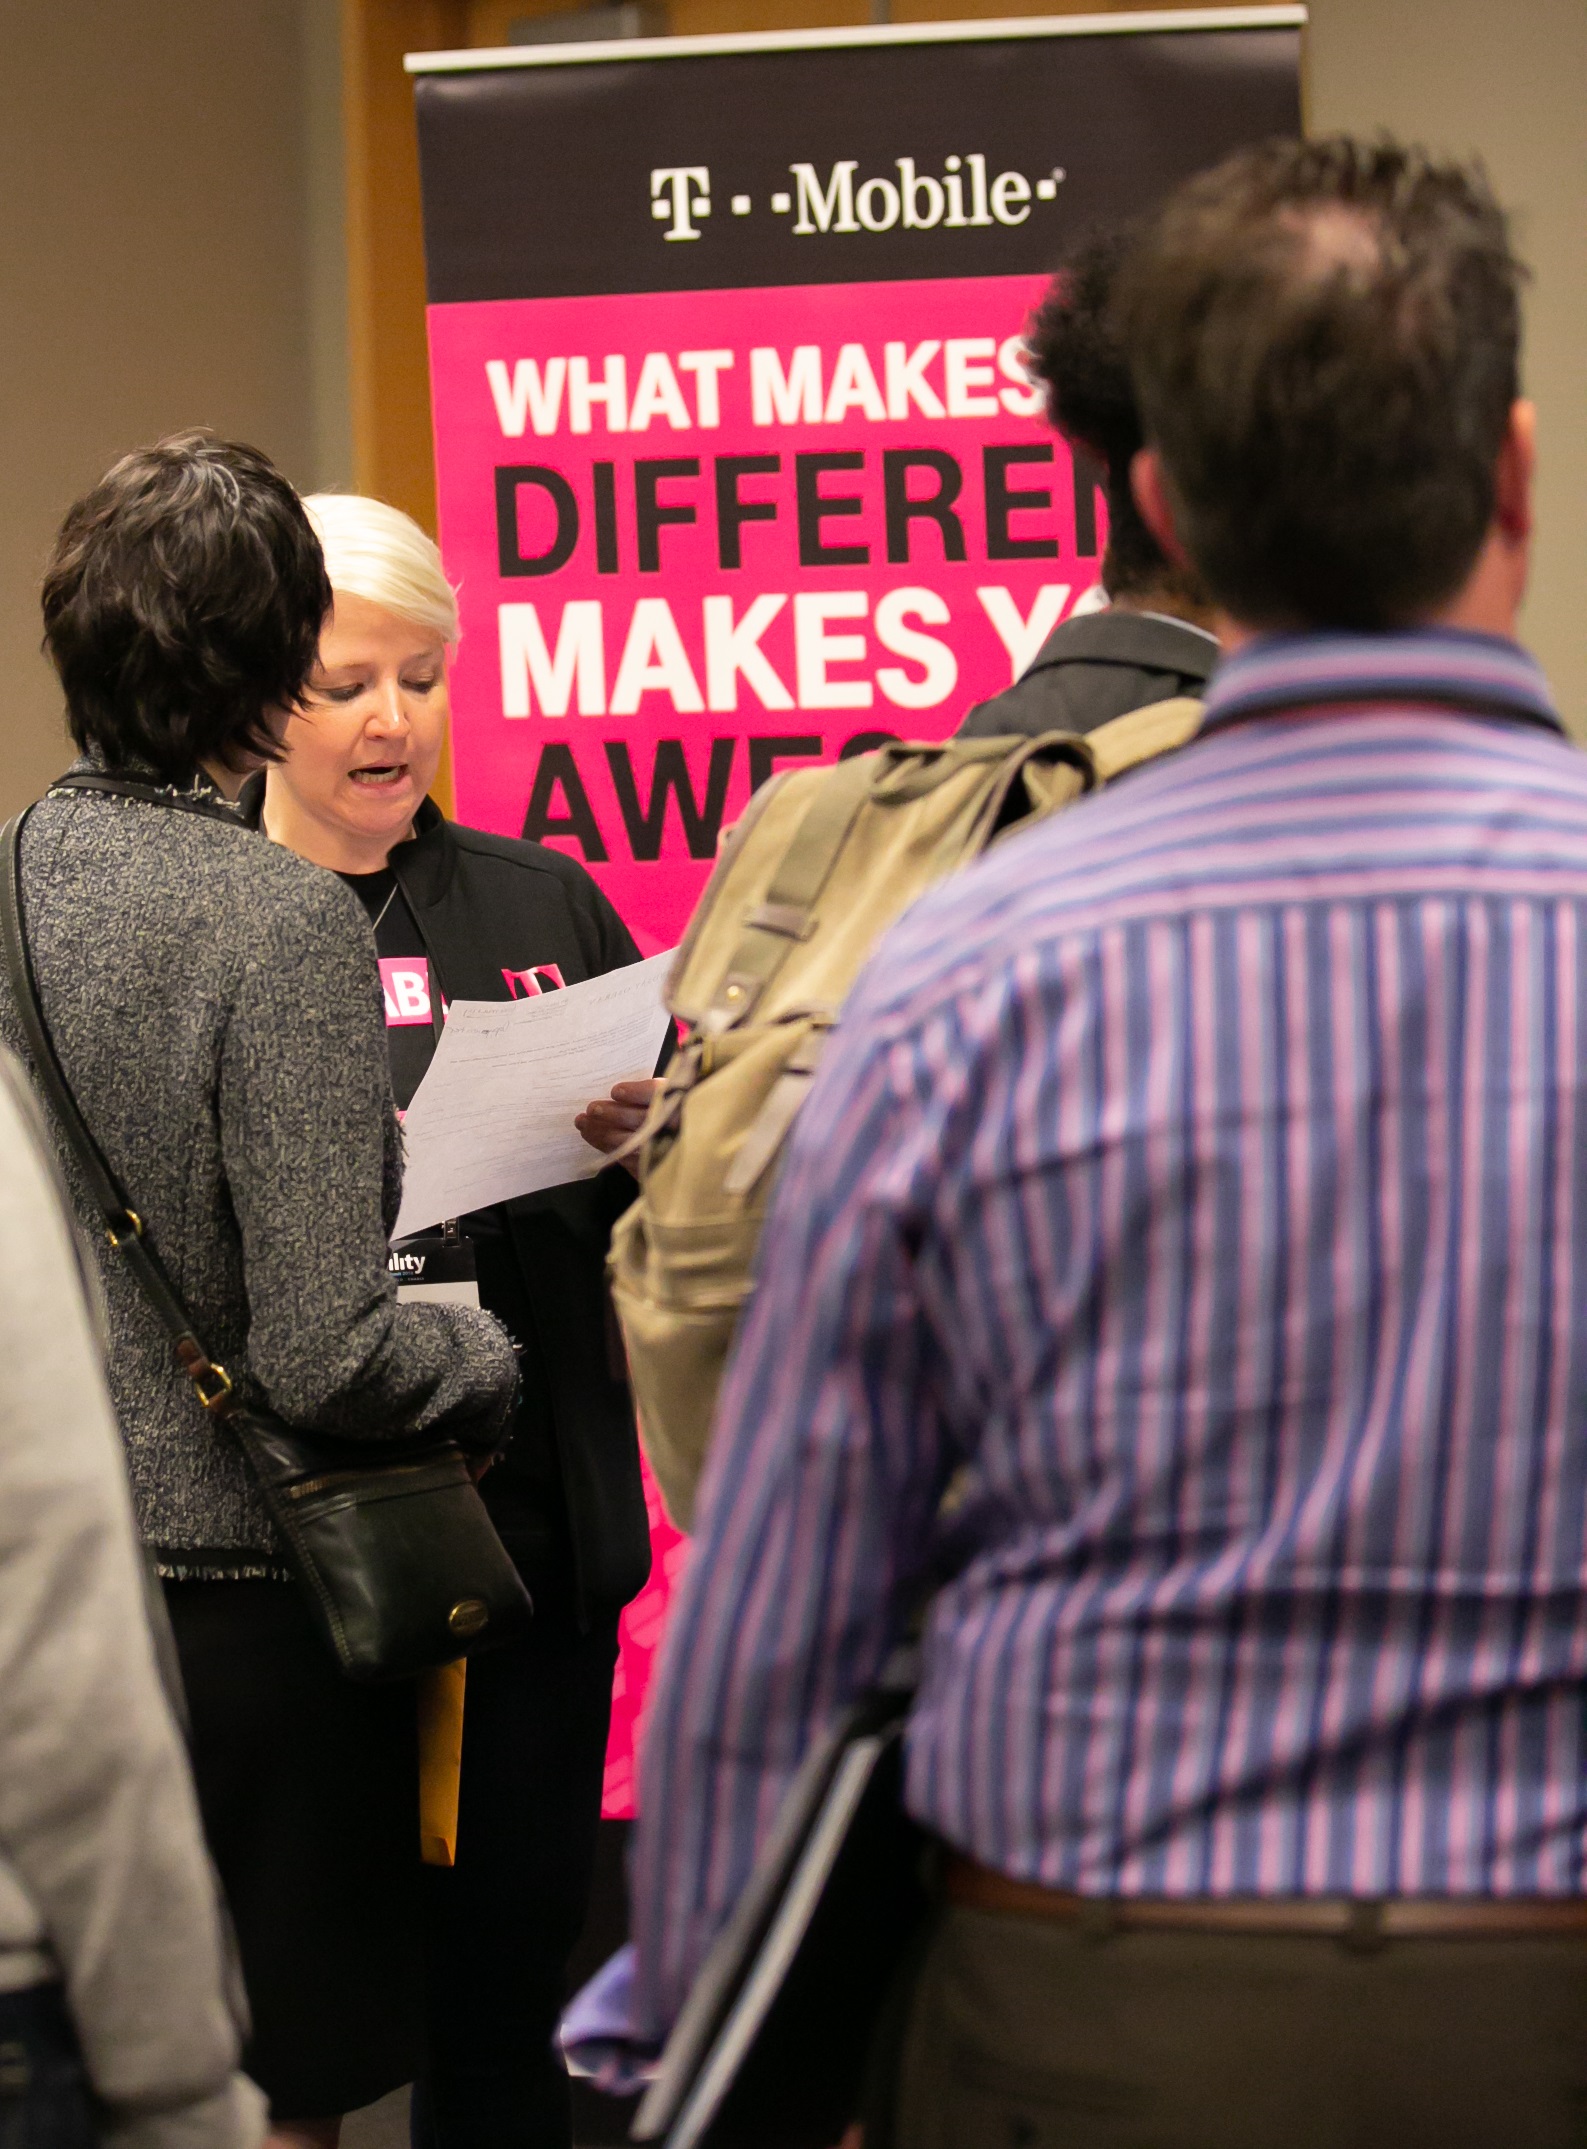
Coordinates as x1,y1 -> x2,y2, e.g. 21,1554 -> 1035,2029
0,804 -> 239,1419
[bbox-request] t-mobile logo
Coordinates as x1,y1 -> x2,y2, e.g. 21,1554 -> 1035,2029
503,964 -> 566,998
648,157 -> 1068,241
651,167 -> 711,241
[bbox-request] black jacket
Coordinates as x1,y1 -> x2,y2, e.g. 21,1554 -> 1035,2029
957,608 -> 1218,740
241,789 -> 652,1620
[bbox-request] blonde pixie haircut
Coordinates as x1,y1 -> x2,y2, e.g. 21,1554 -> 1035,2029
303,493 -> 460,644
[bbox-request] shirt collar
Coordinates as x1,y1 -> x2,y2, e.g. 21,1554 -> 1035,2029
1132,609 -> 1222,649
70,751 -> 240,813
1201,627 -> 1563,739
1029,607 -> 1220,682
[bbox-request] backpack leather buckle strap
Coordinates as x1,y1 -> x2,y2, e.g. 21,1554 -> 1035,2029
721,1015 -> 836,1198
697,755 -> 882,1037
743,901 -> 815,941
701,969 -> 766,1035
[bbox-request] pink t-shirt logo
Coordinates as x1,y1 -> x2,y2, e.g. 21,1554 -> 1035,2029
379,958 -> 432,1026
503,963 -> 566,999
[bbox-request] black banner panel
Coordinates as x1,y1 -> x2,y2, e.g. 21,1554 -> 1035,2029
410,9 -> 1302,1806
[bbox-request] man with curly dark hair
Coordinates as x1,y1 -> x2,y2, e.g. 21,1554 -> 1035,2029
959,230 -> 1218,740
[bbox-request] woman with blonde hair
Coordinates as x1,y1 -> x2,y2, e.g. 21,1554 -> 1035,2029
246,492 -> 655,2149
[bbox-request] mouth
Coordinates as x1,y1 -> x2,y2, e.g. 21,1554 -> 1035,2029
348,763 -> 410,790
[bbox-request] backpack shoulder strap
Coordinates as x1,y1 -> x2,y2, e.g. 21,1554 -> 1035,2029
1086,695 -> 1204,783
694,752 -> 881,1037
695,730 -> 1098,1035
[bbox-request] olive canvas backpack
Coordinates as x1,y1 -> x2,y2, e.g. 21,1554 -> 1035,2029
609,697 -> 1203,1528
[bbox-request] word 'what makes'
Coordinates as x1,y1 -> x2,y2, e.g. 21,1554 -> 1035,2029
485,339 -> 1041,438
495,446 -> 1101,580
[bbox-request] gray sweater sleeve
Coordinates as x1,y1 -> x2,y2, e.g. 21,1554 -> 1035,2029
218,874 -> 518,1447
0,1057 -> 264,2149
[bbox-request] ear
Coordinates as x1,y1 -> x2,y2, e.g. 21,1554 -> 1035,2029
1493,399 -> 1535,541
1130,448 -> 1192,570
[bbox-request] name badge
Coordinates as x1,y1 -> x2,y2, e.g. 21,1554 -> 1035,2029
390,1230 -> 479,1309
380,957 -> 433,1026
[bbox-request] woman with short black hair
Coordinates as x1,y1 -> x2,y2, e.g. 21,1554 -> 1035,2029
2,433 -> 519,2149
41,432 -> 329,785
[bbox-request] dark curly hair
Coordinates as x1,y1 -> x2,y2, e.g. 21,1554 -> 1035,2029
42,431 -> 331,782
1025,231 -> 1185,601
1114,137 -> 1524,628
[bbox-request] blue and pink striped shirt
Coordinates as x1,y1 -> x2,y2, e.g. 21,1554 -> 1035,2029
630,628 -> 1587,2036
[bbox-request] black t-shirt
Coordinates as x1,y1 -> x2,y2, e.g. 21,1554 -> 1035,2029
339,864 -> 575,1600
338,868 -> 436,1112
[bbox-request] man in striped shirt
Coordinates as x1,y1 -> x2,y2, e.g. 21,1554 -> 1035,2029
629,139 -> 1587,2144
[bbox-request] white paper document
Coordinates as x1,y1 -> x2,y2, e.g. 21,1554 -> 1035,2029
394,950 -> 674,1237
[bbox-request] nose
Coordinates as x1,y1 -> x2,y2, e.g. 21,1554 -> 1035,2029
367,678 -> 411,740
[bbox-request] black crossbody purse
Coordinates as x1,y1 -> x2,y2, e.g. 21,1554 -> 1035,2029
0,789 -> 533,1683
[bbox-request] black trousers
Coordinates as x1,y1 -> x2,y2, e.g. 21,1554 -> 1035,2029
165,1579 -> 421,2120
0,1987 -> 94,2149
413,1607 -> 620,2149
895,1900 -> 1587,2148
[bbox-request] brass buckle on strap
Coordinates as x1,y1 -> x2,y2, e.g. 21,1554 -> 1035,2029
190,1360 -> 234,1415
173,1333 -> 235,1416
105,1209 -> 142,1249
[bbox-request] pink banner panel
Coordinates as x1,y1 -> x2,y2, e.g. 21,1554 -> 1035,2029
429,271 -> 1102,953
429,273 -> 1107,1809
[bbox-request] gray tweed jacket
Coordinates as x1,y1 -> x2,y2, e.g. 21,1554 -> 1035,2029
0,767 -> 518,1567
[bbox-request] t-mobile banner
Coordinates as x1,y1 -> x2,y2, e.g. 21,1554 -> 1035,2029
410,6 -> 1301,1808
430,271 -> 1105,948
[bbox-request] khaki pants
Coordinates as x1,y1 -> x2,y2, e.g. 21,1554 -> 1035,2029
894,1901 -> 1587,2148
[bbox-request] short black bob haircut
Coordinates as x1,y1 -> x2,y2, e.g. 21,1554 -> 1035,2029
42,431 -> 331,783
1024,231 -> 1177,602
1115,137 -> 1524,630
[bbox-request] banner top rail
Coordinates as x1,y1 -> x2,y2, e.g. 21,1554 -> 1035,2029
405,6 -> 1305,75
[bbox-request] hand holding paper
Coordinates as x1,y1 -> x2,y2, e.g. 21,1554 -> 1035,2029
575,1076 -> 665,1167
394,951 -> 673,1237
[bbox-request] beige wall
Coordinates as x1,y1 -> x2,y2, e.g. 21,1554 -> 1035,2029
0,0 -> 348,820
0,3 -> 1580,822
1308,0 -> 1587,729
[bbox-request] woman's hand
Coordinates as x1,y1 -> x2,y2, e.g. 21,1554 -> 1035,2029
575,1078 -> 663,1176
